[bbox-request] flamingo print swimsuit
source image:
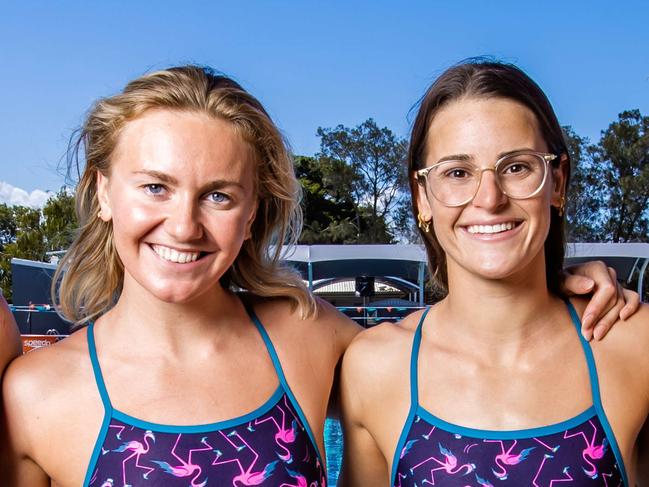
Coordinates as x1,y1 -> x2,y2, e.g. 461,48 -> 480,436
392,302 -> 627,486
83,304 -> 326,487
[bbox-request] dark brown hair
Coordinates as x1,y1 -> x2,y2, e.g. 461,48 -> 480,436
408,59 -> 569,296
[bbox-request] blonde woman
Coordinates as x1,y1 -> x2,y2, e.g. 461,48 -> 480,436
2,66 -> 357,486
0,65 -> 637,487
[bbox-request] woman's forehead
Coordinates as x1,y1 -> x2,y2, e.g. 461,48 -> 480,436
110,109 -> 256,179
424,97 -> 545,161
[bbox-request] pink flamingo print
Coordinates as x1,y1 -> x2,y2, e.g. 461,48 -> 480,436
532,453 -> 573,486
151,434 -> 212,487
422,426 -> 436,440
255,400 -> 300,462
410,442 -> 475,485
400,439 -> 418,459
549,466 -> 574,486
280,467 -> 308,487
475,472 -> 494,486
602,471 -> 622,487
394,472 -> 407,487
533,437 -> 560,453
113,429 -> 155,484
564,420 -> 608,478
483,439 -> 534,480
532,453 -> 554,486
109,424 -> 127,440
212,429 -> 279,485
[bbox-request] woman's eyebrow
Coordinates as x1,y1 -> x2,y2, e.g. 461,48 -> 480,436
133,169 -> 177,184
132,169 -> 245,192
435,153 -> 471,164
434,147 -> 537,164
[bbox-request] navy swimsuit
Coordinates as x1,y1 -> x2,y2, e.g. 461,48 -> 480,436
84,305 -> 326,486
392,302 -> 627,486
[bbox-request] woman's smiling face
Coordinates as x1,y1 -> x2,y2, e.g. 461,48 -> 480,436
97,108 -> 258,304
416,96 -> 566,283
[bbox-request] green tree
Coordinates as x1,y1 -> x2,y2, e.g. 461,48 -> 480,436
564,112 -> 649,243
316,119 -> 408,243
0,189 -> 78,299
42,188 -> 77,252
295,156 -> 358,243
593,110 -> 649,242
564,126 -> 602,242
0,206 -> 46,299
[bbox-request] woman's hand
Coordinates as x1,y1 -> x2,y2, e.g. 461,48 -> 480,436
562,261 -> 640,341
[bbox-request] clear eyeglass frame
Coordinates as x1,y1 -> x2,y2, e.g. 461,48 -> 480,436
414,150 -> 558,207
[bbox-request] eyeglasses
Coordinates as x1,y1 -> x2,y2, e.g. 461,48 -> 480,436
414,151 -> 557,207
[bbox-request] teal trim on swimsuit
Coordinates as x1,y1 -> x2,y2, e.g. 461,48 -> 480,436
82,408 -> 111,487
83,324 -> 114,487
243,302 -> 327,471
391,301 -> 629,487
87,323 -> 112,410
567,300 -> 630,487
390,307 -> 431,486
416,404 -> 597,440
111,385 -> 285,433
83,302 -> 325,483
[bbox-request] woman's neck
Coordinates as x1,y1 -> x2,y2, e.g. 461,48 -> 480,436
437,258 -> 567,366
97,276 -> 246,358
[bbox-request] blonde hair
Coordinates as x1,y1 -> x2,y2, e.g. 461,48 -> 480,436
54,66 -> 315,325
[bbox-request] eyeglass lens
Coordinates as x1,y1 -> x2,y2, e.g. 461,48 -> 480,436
426,153 -> 547,206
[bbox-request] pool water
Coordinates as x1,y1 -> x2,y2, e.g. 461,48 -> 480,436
324,418 -> 343,485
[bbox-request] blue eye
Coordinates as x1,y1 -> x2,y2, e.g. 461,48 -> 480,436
144,184 -> 165,195
208,192 -> 229,204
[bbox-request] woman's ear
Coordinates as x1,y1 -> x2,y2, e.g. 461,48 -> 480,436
244,200 -> 258,240
414,176 -> 433,223
96,170 -> 113,221
550,154 -> 569,208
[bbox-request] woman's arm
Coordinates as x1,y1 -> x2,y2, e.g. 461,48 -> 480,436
637,420 -> 649,486
1,356 -> 52,485
0,292 -> 21,375
338,335 -> 390,487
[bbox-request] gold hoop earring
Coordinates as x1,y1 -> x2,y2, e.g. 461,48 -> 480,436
417,213 -> 431,233
558,195 -> 565,217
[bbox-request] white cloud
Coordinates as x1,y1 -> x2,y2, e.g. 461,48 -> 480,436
0,181 -> 53,209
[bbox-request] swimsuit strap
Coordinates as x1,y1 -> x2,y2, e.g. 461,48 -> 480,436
566,300 -> 604,409
241,300 -> 293,392
86,322 -> 113,412
409,306 -> 432,407
565,299 -> 629,487
241,297 -> 325,469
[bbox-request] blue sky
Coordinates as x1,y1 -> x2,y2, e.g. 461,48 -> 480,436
1,0 -> 648,196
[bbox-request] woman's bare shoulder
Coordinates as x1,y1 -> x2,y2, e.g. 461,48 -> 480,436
246,294 -> 362,350
592,301 -> 649,361
3,329 -> 90,414
2,329 -> 92,456
342,309 -> 424,387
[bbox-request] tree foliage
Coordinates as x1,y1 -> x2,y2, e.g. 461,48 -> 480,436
566,110 -> 649,243
316,119 -> 408,243
595,110 -> 649,242
295,156 -> 359,244
0,189 -> 77,299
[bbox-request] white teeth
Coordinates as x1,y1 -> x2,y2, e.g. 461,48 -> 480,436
467,222 -> 516,234
151,245 -> 200,263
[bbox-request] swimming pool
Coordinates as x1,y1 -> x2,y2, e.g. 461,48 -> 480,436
325,418 -> 343,485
